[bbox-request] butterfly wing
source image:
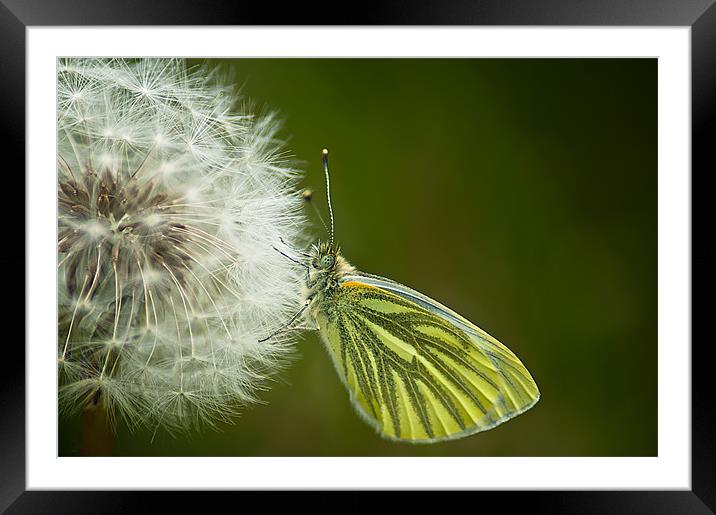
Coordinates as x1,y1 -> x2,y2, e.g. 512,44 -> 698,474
314,273 -> 540,443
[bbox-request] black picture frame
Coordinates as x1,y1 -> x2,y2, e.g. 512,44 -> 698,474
3,1 -> 713,512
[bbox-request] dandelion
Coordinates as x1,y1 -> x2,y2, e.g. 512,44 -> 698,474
57,58 -> 306,434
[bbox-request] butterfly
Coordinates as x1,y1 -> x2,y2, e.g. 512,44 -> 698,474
268,149 -> 540,443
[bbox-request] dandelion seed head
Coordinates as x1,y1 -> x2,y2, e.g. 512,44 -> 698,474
58,58 -> 307,433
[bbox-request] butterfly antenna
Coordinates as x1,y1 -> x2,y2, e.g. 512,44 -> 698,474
322,148 -> 335,247
302,189 -> 329,234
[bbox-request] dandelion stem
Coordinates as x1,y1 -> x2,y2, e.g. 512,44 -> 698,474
80,402 -> 113,456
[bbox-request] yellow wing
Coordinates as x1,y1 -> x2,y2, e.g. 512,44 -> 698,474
314,277 -> 540,443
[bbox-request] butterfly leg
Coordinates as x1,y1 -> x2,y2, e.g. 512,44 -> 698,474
272,245 -> 308,269
257,299 -> 311,343
272,242 -> 314,285
279,236 -> 312,258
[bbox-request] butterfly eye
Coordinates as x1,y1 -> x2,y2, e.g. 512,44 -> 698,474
320,255 -> 335,269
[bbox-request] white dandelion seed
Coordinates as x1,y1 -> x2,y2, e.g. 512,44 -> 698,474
57,58 -> 307,433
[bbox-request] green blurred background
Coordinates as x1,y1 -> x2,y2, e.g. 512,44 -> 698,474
60,58 -> 657,457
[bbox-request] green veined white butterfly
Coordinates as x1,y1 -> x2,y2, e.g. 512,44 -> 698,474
270,149 -> 540,443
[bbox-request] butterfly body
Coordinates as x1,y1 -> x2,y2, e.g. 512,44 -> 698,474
303,240 -> 540,443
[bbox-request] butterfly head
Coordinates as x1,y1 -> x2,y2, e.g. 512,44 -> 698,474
307,240 -> 354,294
310,241 -> 341,272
